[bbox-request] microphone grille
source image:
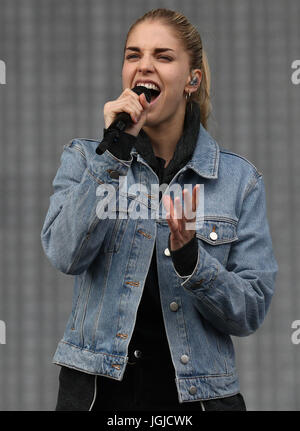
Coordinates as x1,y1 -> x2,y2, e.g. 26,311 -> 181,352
131,85 -> 152,103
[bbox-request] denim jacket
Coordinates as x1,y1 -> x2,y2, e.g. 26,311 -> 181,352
41,123 -> 278,402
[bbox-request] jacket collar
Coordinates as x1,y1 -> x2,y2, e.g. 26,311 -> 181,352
185,123 -> 220,179
130,120 -> 220,180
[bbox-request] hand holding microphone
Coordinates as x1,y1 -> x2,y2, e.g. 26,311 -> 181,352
96,85 -> 152,157
103,86 -> 152,137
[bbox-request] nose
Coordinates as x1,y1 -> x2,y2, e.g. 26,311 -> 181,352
138,54 -> 155,73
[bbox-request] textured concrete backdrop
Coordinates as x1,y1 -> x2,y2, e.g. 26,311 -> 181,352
0,0 -> 299,410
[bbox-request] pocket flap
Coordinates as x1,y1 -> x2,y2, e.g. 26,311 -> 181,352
196,219 -> 238,245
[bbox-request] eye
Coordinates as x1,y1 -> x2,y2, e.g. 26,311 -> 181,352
126,54 -> 139,60
125,54 -> 173,61
158,56 -> 172,61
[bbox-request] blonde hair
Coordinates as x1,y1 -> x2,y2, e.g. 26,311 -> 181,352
123,8 -> 212,129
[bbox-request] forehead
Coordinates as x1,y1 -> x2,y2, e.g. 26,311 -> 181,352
126,20 -> 184,51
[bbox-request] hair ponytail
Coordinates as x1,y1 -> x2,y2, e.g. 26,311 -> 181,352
196,48 -> 212,129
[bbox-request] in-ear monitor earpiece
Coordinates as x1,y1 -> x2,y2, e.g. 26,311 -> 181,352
190,76 -> 198,86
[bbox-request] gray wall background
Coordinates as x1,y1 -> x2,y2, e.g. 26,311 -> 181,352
0,0 -> 299,410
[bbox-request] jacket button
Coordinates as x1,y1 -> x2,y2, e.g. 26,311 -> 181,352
189,386 -> 197,395
209,231 -> 218,241
180,354 -> 189,364
170,301 -> 179,312
107,169 -> 120,179
164,248 -> 171,256
134,350 -> 142,359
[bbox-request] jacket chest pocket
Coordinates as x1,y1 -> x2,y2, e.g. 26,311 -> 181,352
196,218 -> 238,267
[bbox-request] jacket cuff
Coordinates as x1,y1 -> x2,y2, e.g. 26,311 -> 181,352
180,243 -> 219,291
169,233 -> 198,277
96,128 -> 137,161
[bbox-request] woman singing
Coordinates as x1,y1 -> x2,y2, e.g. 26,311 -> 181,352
41,8 -> 278,411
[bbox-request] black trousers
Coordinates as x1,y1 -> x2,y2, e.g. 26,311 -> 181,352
55,352 -> 246,411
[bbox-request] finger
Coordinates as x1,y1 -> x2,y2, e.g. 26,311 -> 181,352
174,196 -> 185,233
166,211 -> 180,237
192,184 -> 200,213
120,89 -> 143,106
130,107 -> 142,123
119,88 -> 136,100
128,97 -> 144,120
162,194 -> 172,217
132,95 -> 150,122
182,188 -> 198,232
168,194 -> 176,220
163,196 -> 181,239
182,189 -> 195,222
139,92 -> 150,109
112,99 -> 142,123
163,195 -> 176,226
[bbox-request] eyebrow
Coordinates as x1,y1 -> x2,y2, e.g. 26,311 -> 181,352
125,46 -> 175,54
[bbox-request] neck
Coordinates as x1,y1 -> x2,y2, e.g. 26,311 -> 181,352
142,102 -> 187,168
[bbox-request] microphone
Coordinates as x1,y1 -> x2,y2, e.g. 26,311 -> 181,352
95,86 -> 152,156
107,85 -> 152,133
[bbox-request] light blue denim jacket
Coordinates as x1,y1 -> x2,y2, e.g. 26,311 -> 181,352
41,124 -> 278,402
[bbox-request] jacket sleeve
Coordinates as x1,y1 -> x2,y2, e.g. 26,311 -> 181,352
181,174 -> 278,337
41,139 -> 133,275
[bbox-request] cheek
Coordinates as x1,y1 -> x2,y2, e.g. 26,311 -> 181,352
165,81 -> 185,102
165,72 -> 188,99
121,65 -> 133,87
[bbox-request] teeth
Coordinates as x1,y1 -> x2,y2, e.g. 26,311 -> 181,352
136,82 -> 160,92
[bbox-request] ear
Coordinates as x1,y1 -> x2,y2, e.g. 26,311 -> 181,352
184,69 -> 202,94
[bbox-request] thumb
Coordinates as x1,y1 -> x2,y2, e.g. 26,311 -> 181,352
139,92 -> 151,109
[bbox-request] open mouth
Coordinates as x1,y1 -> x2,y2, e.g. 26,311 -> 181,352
149,88 -> 161,103
134,82 -> 162,105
